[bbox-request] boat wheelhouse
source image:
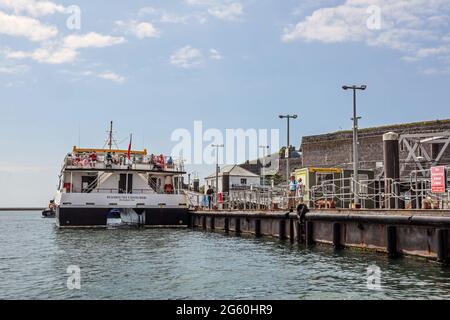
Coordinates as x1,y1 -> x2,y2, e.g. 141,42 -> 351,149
54,124 -> 189,228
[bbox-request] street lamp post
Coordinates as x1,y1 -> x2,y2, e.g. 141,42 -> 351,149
279,114 -> 298,183
212,144 -> 224,207
342,85 -> 367,207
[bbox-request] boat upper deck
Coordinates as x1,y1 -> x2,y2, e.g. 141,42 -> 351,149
63,147 -> 185,174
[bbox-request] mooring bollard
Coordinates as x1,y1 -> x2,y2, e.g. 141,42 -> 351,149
387,225 -> 398,257
333,222 -> 341,249
306,221 -> 314,246
210,216 -> 215,230
255,219 -> 261,237
279,220 -> 287,240
437,229 -> 448,263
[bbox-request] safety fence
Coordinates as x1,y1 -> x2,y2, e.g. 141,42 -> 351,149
185,166 -> 450,211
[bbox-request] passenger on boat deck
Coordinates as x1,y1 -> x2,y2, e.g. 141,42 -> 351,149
89,151 -> 97,166
48,200 -> 56,210
111,154 -> 117,164
106,152 -> 112,165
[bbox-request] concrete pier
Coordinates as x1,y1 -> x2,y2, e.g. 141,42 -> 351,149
191,209 -> 450,263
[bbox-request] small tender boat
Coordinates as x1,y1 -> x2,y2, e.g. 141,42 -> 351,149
42,209 -> 56,218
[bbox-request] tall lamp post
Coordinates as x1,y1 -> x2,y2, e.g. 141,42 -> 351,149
279,114 -> 298,183
342,85 -> 367,207
212,144 -> 224,206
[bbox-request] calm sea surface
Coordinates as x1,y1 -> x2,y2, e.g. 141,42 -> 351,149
1,211 -> 450,300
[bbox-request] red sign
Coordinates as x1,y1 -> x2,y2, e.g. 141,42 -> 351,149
431,166 -> 446,193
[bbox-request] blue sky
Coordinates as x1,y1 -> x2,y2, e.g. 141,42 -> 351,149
0,0 -> 449,206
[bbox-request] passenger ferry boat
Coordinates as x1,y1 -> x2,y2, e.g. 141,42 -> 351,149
54,122 -> 189,228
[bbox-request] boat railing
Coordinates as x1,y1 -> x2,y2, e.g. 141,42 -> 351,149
64,187 -> 182,195
64,160 -> 183,172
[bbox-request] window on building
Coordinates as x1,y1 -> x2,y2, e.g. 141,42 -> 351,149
241,178 -> 247,185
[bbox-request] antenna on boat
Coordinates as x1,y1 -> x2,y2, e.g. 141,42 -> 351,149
108,121 -> 113,150
102,121 -> 120,150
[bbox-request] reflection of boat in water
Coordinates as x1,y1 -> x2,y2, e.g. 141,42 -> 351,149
106,208 -> 148,229
53,122 -> 189,228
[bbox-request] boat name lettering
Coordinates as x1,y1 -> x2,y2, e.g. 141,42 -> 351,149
106,195 -> 147,201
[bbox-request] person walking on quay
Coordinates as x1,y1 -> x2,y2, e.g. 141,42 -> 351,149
288,175 -> 298,211
206,185 -> 215,210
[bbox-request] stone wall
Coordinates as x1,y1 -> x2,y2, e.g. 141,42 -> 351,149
301,119 -> 450,175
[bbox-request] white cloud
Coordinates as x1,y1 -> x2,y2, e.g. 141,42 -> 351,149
7,47 -> 77,64
60,69 -> 126,83
420,67 -> 450,76
32,47 -> 77,64
7,32 -> 125,65
0,64 -> 29,74
184,0 -> 244,21
170,46 -> 203,68
281,0 -> 450,67
184,0 -> 215,5
138,6 -> 206,24
291,0 -> 339,17
115,20 -> 159,39
208,3 -> 242,21
0,0 -> 65,17
416,46 -> 450,59
0,10 -> 58,42
209,48 -> 222,60
160,13 -> 189,24
64,32 -> 126,49
138,7 -> 157,16
97,72 -> 125,83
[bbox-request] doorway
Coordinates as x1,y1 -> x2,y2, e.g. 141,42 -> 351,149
81,175 -> 97,193
119,174 -> 133,194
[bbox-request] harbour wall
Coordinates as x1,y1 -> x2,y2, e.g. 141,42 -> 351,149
190,209 -> 450,263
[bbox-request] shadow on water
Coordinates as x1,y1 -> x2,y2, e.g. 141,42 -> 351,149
1,212 -> 450,299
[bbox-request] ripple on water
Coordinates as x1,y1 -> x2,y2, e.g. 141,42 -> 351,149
1,212 -> 450,299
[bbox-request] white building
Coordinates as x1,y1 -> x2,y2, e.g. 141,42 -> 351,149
205,165 -> 261,193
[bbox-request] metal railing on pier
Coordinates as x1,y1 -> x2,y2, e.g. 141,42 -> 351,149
185,166 -> 450,211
